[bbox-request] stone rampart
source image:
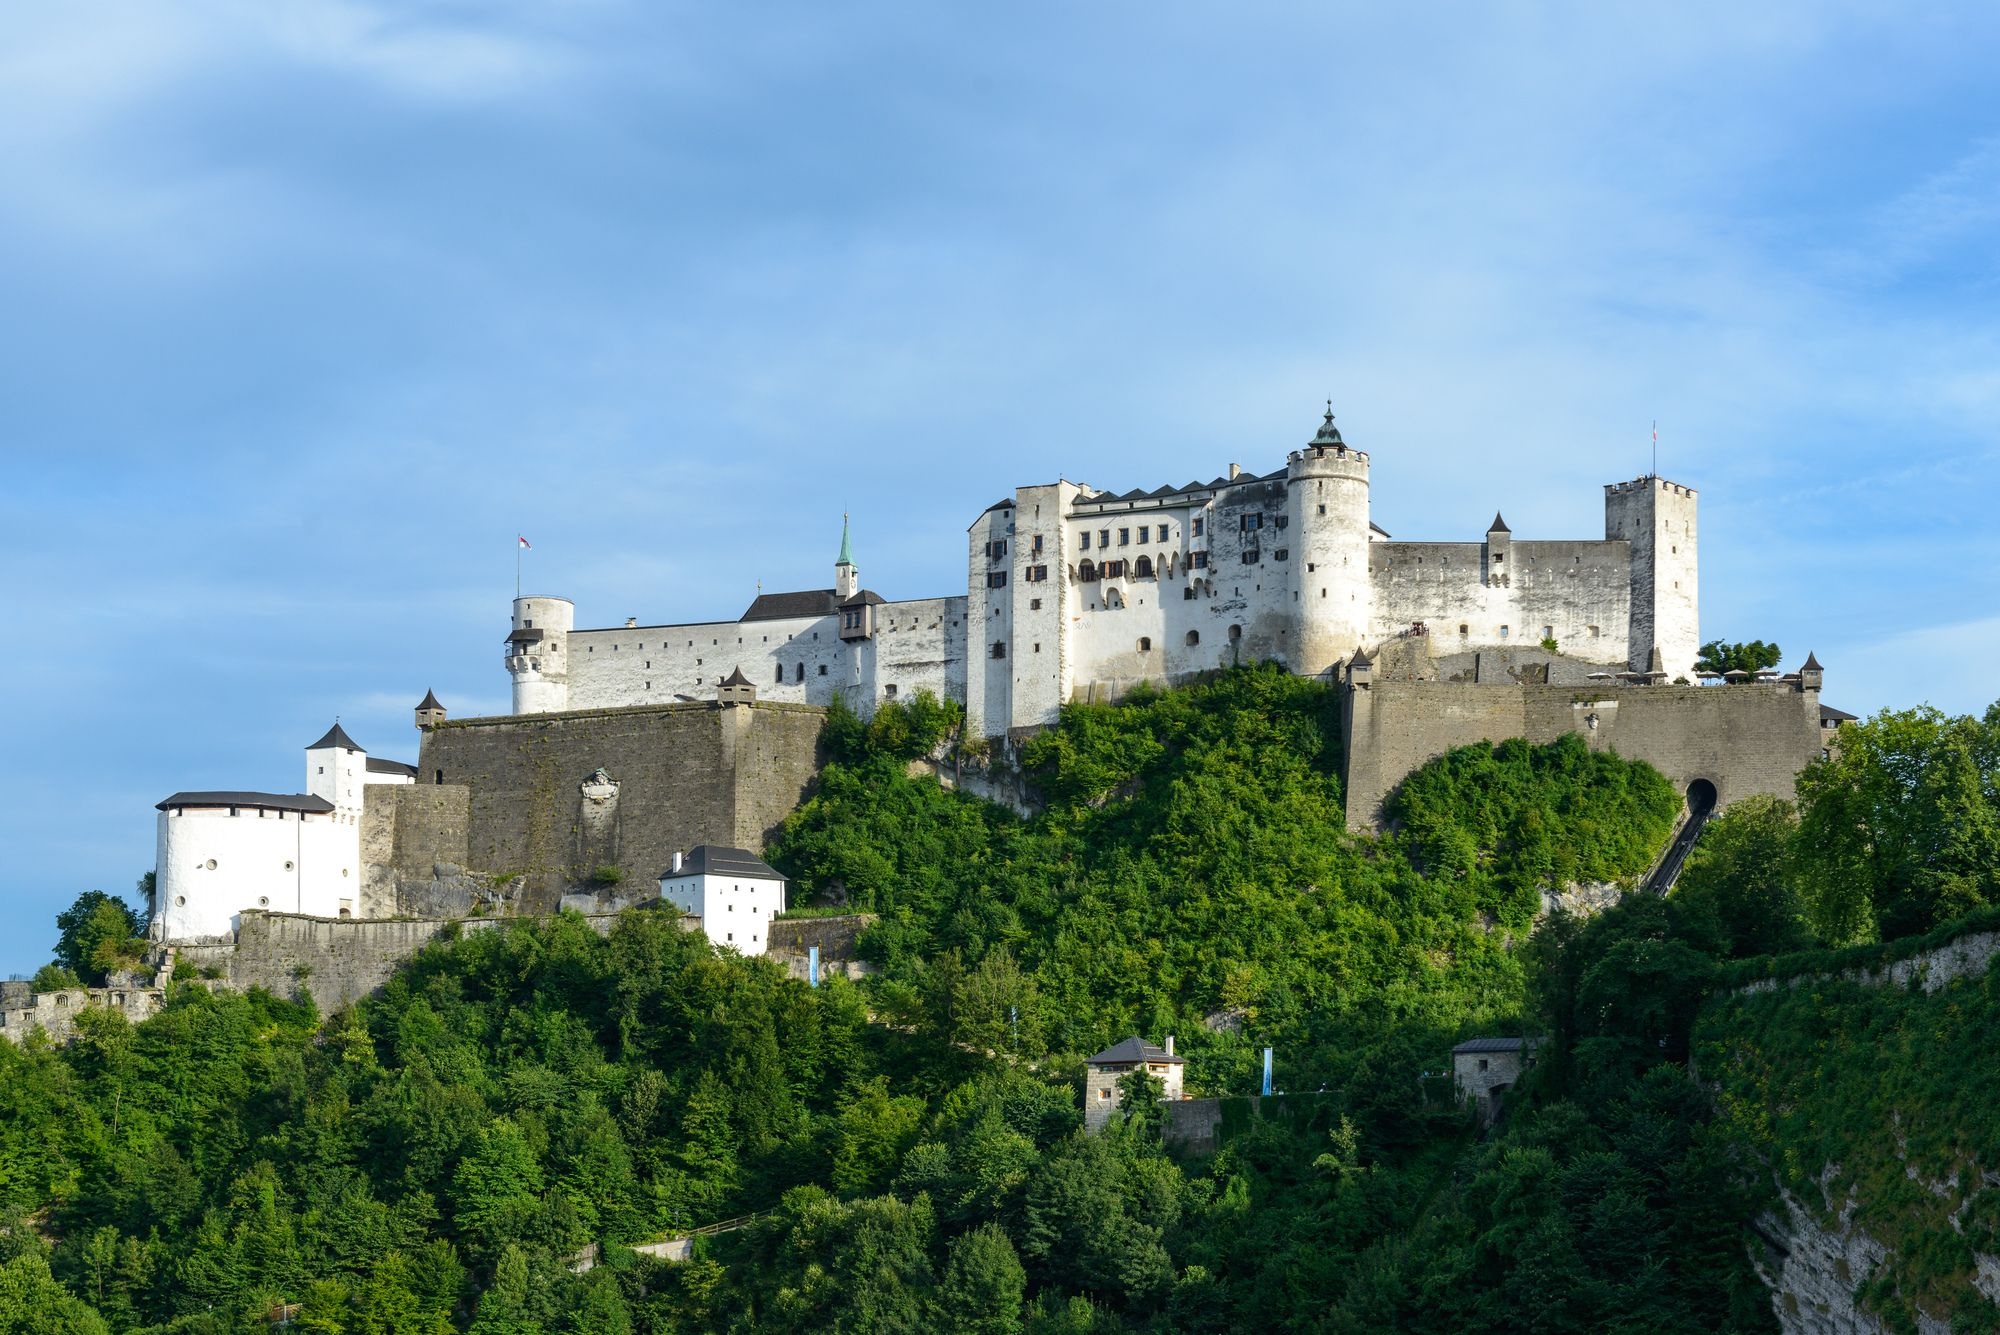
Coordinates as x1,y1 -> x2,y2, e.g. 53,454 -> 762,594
411,701 -> 824,912
1343,677 -> 1822,829
0,985 -> 166,1044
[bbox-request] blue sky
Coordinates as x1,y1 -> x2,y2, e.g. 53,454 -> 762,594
4,3 -> 1999,977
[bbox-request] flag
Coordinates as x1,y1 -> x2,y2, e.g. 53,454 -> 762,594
1652,422 -> 1657,445
518,536 -> 532,550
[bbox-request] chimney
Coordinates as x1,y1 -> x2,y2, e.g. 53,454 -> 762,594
1228,463 -> 1242,480
671,850 -> 684,873
1164,1035 -> 1174,1056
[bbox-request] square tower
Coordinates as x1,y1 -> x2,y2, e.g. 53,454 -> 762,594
1604,476 -> 1699,680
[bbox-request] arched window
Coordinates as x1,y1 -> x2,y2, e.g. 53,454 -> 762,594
775,663 -> 784,683
1228,624 -> 1242,641
1134,555 -> 1154,578
1186,630 -> 1200,646
796,662 -> 806,682
1137,637 -> 1152,652
1078,559 -> 1098,583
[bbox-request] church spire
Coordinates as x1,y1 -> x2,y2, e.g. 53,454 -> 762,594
836,512 -> 854,568
834,513 -> 859,599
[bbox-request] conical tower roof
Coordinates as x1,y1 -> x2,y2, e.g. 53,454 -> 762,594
720,665 -> 754,688
836,513 -> 854,568
416,689 -> 444,711
307,721 -> 362,752
1488,512 -> 1511,534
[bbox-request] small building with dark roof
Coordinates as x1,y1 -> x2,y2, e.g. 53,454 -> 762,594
658,845 -> 787,957
1452,1037 -> 1537,1128
1084,1034 -> 1186,1133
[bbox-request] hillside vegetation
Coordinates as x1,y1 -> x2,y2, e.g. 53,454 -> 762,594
10,667 -> 1993,1332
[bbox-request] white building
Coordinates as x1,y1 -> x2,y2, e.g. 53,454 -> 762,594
657,845 -> 787,956
153,722 -> 416,941
505,406 -> 1700,738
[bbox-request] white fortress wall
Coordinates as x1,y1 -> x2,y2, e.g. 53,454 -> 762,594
1368,539 -> 1633,665
157,806 -> 358,939
564,612 -> 848,709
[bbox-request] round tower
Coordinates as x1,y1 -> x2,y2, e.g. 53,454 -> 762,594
1287,405 -> 1374,678
507,596 -> 573,714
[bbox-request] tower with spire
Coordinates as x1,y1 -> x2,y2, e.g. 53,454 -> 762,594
835,514 -> 859,599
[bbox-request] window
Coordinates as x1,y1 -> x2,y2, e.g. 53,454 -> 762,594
1228,624 -> 1242,641
818,664 -> 828,676
1080,531 -> 1091,549
1274,515 -> 1288,530
1183,586 -> 1196,600
987,571 -> 1008,588
1138,525 -> 1150,542
1078,559 -> 1098,582
1478,1058 -> 1490,1072
1241,549 -> 1258,564
1034,642 -> 1041,653
1026,564 -> 1048,582
1134,555 -> 1154,577
1491,553 -> 1503,564
1118,528 -> 1130,546
1102,559 -> 1126,578
1193,517 -> 1205,537
1240,513 -> 1263,532
1273,548 -> 1289,562
1542,626 -> 1554,640
1100,529 -> 1110,547
1137,637 -> 1152,652
1588,625 -> 1599,638
991,641 -> 1007,659
1191,551 -> 1208,569
775,664 -> 783,683
885,684 -> 898,698
1500,625 -> 1510,639
1186,630 -> 1200,646
1458,624 -> 1468,636
1032,534 -> 1044,554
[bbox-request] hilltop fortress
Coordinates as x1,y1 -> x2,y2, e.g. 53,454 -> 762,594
143,406 -> 1835,969
506,407 -> 1700,737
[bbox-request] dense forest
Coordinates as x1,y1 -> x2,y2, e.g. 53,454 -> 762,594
2,665 -> 1995,1333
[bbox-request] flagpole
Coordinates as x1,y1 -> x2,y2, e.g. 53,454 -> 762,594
1651,421 -> 1657,479
516,538 -> 522,600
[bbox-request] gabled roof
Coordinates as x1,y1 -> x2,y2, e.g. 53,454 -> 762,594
365,757 -> 418,777
1349,644 -> 1375,668
1820,704 -> 1858,724
157,791 -> 335,815
1087,1035 -> 1184,1066
840,590 -> 887,609
1452,1036 -> 1526,1054
740,588 -> 840,622
306,722 -> 362,752
719,666 -> 753,688
416,689 -> 444,711
660,845 -> 784,881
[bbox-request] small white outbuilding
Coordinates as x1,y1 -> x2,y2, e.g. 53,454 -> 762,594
658,845 -> 787,956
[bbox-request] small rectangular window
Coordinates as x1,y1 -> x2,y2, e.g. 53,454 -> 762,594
1193,517 -> 1205,537
1081,531 -> 1091,549
1118,528 -> 1130,546
1137,525 -> 1149,542
987,571 -> 1008,588
1100,529 -> 1110,547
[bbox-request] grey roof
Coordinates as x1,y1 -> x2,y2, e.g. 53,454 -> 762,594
416,689 -> 444,711
506,627 -> 545,644
1349,644 -> 1375,668
1087,1035 -> 1185,1065
306,722 -> 362,752
660,844 -> 785,882
1820,703 -> 1858,724
1488,512 -> 1511,534
1802,651 -> 1824,672
1370,521 -> 1391,538
365,757 -> 418,777
839,589 -> 887,609
1453,1036 -> 1527,1054
157,791 -> 335,814
719,666 -> 754,687
740,588 -> 841,622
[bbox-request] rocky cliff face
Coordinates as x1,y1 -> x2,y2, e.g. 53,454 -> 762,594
1754,1177 -> 1899,1334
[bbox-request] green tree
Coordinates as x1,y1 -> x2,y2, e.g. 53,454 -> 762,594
0,1253 -> 111,1335
452,1119 -> 545,1264
935,1223 -> 1027,1335
1671,795 -> 1813,958
1694,640 -> 1782,678
52,892 -> 143,985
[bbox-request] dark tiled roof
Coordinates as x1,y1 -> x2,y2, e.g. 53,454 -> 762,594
660,844 -> 785,881
1802,651 -> 1824,672
306,722 -> 362,752
1820,704 -> 1858,724
840,590 -> 887,609
1349,645 -> 1375,668
157,791 -> 335,814
365,757 -> 418,777
1370,522 -> 1391,538
1452,1037 -> 1526,1054
506,627 -> 545,644
1087,1035 -> 1184,1065
740,589 -> 840,622
1488,512 -> 1510,534
719,666 -> 753,687
416,689 -> 444,711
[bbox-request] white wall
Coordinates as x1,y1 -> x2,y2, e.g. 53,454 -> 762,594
658,870 -> 784,955
155,806 -> 358,940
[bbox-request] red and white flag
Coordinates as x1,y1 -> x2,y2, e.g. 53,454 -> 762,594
518,536 -> 532,550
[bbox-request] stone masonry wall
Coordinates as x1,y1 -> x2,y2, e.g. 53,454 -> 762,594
413,701 -> 824,912
1343,678 -> 1822,830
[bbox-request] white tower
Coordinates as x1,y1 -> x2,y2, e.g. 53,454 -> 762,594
835,515 -> 859,600
305,721 -> 366,813
508,595 -> 574,714
1605,476 -> 1699,680
1288,405 -> 1374,678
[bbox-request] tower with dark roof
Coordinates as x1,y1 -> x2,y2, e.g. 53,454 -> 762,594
1287,403 -> 1374,679
305,721 -> 366,812
415,689 -> 447,731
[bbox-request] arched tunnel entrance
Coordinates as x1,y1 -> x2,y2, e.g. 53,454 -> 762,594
1646,778 -> 1718,895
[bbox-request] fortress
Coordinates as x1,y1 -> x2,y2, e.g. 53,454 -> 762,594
136,405 -> 1836,970
505,407 -> 1700,737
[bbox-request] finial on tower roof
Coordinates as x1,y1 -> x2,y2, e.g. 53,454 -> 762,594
1312,403 -> 1344,446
